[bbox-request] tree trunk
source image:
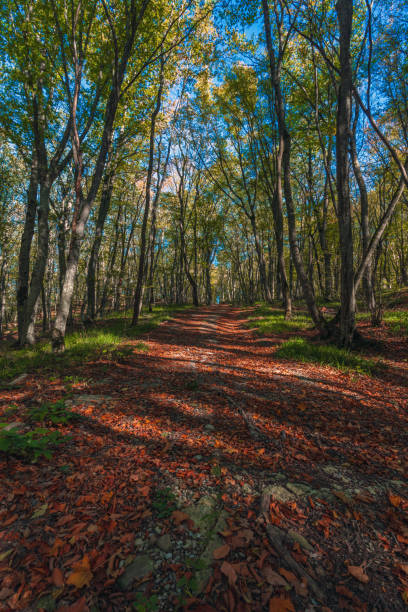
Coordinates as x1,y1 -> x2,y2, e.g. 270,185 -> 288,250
17,153 -> 38,344
132,60 -> 165,325
262,0 -> 323,330
86,166 -> 115,320
336,0 -> 355,347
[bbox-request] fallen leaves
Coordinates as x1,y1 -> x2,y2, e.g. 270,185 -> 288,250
0,306 -> 407,611
269,596 -> 295,611
347,564 -> 369,584
213,544 -> 230,560
66,555 -> 93,589
52,567 -> 65,587
220,561 -> 237,586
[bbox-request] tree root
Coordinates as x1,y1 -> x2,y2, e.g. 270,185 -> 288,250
260,491 -> 326,603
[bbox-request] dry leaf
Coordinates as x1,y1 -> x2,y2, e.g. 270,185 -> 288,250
213,544 -> 230,560
52,567 -> 65,587
269,596 -> 295,611
388,492 -> 402,508
278,567 -> 298,585
348,564 -> 369,583
171,510 -> 190,525
220,561 -> 237,585
66,555 -> 93,589
262,565 -> 288,586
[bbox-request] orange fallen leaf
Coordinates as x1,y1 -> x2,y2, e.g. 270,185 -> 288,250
278,567 -> 298,585
388,492 -> 402,508
269,596 -> 295,611
67,555 -> 93,589
220,561 -> 237,585
347,565 -> 369,584
57,596 -> 89,612
171,510 -> 190,525
213,544 -> 230,560
52,567 -> 64,587
262,565 -> 288,586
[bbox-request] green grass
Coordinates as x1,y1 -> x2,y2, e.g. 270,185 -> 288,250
0,305 -> 190,382
247,305 -> 311,334
357,309 -> 408,336
276,337 -> 379,375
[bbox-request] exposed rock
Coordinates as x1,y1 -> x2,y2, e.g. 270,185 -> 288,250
8,373 -> 28,387
204,423 -> 215,431
263,484 -> 295,503
285,482 -> 312,496
156,534 -> 172,552
74,394 -> 112,404
117,555 -> 153,590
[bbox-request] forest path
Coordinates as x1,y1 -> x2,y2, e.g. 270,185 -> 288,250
0,306 -> 407,611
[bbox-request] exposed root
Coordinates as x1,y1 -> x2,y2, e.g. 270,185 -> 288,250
260,492 -> 326,603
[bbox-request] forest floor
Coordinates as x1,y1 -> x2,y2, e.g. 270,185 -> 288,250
0,305 -> 407,611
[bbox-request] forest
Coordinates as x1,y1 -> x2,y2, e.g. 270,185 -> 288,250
0,1 -> 407,611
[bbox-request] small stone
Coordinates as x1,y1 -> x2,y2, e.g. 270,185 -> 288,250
263,485 -> 295,503
204,424 -> 215,431
117,555 -> 153,590
2,421 -> 22,432
286,482 -> 312,496
8,373 -> 28,388
194,455 -> 203,461
156,534 -> 172,552
134,538 -> 144,549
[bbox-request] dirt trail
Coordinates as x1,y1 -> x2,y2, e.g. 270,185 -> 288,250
0,306 -> 407,611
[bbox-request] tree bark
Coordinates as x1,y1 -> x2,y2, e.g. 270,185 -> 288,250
132,59 -> 165,325
262,0 -> 324,330
336,0 -> 355,347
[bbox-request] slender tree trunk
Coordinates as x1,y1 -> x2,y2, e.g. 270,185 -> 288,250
349,123 -> 376,313
336,0 -> 355,347
132,60 -> 164,325
86,166 -> 115,320
17,153 -> 38,344
262,0 -> 323,331
0,259 -> 7,338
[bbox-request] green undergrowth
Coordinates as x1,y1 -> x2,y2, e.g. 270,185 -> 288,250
0,400 -> 74,462
357,309 -> 408,336
276,337 -> 380,375
0,305 -> 190,381
247,304 -> 310,334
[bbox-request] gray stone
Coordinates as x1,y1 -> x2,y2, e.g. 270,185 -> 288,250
8,373 -> 28,387
313,488 -> 335,502
74,394 -> 112,404
2,421 -> 22,432
156,534 -> 172,552
134,537 -> 144,549
187,495 -> 218,534
204,424 -> 215,431
117,555 -> 153,590
263,484 -> 295,503
285,482 -> 312,496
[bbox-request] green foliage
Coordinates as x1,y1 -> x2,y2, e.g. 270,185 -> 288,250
152,487 -> 178,519
176,558 -> 208,605
0,306 -> 187,381
247,306 -> 310,334
276,338 -> 379,375
132,593 -> 159,612
28,400 -> 78,426
0,424 -> 65,462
